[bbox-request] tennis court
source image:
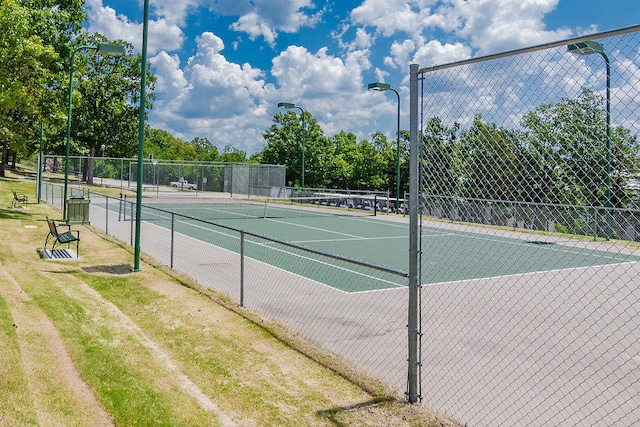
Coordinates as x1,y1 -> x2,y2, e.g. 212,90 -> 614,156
114,198 -> 640,292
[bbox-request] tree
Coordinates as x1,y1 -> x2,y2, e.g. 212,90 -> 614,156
397,130 -> 411,197
370,130 -> 396,192
0,0 -> 89,176
522,89 -> 640,208
219,144 -> 247,163
260,111 -> 413,192
261,110 -> 327,188
145,128 -> 199,160
328,131 -> 388,190
327,130 -> 356,189
459,116 -> 526,202
28,0 -> 86,54
0,0 -> 58,175
191,136 -> 218,162
421,118 -> 461,197
65,32 -> 156,184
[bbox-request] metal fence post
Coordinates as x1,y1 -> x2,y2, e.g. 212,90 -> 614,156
105,196 -> 109,234
170,213 -> 175,269
240,230 -> 245,307
407,63 -> 421,403
130,201 -> 134,246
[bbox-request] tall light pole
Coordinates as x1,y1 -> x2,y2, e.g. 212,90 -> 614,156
568,40 -> 611,239
100,144 -> 106,186
278,102 -> 305,192
37,123 -> 44,204
368,82 -> 401,214
64,43 -> 125,221
133,0 -> 150,271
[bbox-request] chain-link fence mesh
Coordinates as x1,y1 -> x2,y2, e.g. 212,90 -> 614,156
42,156 -> 286,196
417,26 -> 640,426
133,161 -> 286,196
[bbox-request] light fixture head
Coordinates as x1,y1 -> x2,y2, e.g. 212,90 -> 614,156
567,40 -> 605,56
368,82 -> 391,91
278,102 -> 296,109
96,43 -> 126,56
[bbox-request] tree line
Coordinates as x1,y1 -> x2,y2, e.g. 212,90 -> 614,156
423,89 -> 640,210
253,88 -> 640,210
256,110 -> 409,194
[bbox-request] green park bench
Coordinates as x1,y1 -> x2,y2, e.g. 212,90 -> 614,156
45,217 -> 80,257
12,190 -> 28,208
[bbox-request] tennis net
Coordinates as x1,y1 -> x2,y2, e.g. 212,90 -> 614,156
137,194 -> 385,222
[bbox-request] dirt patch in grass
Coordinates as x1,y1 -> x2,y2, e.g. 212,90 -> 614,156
0,265 -> 114,426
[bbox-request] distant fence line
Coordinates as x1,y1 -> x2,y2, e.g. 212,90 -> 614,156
42,156 -> 286,197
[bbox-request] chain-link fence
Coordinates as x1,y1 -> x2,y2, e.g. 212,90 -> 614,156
414,26 -> 640,426
131,161 -> 286,196
42,156 -> 286,196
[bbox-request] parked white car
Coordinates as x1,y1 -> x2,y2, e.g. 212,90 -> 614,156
169,179 -> 197,190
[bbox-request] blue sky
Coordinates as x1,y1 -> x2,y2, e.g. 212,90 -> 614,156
84,0 -> 640,155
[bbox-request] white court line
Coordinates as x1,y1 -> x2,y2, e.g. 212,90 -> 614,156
421,261 -> 640,288
266,217 -> 367,239
292,235 -> 408,244
172,218 -> 406,292
432,231 -> 637,262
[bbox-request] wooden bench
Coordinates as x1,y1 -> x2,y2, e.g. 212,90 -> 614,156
45,217 -> 80,256
12,190 -> 28,208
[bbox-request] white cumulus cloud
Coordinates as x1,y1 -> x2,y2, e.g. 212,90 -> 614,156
148,32 -> 276,153
84,0 -> 185,54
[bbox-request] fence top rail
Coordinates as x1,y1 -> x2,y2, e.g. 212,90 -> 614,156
294,187 -> 390,196
108,194 -> 410,278
418,24 -> 640,74
43,154 -> 283,168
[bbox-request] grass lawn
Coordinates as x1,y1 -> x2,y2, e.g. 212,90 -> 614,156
0,167 -> 460,426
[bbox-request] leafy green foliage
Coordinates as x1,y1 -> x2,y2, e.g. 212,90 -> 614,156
0,0 -> 58,175
219,144 -> 248,162
62,32 -> 157,183
144,128 -> 227,162
260,112 -> 402,191
422,89 -> 640,210
522,89 -> 640,207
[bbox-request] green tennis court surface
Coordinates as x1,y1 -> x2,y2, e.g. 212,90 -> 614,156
106,200 -> 640,292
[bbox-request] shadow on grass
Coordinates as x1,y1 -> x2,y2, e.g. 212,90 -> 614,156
83,264 -> 133,275
317,397 -> 396,426
6,166 -> 37,179
0,207 -> 32,220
